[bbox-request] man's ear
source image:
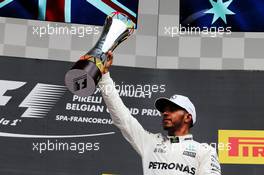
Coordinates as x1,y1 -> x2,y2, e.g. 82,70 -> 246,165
184,113 -> 192,123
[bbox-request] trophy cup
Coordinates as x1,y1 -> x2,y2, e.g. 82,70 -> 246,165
65,12 -> 134,97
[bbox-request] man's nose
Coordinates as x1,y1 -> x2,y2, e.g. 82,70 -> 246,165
162,111 -> 169,117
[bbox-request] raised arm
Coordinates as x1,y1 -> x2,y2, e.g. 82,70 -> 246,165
98,54 -> 153,156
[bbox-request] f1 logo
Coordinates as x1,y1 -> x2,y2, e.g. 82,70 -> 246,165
73,75 -> 87,91
0,80 -> 66,118
0,80 -> 26,106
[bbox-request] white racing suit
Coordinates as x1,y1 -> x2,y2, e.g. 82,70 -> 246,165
98,72 -> 221,175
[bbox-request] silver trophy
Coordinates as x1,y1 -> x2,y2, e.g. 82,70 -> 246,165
65,12 -> 134,96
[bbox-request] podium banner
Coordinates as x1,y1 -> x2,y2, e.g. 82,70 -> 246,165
0,56 -> 263,175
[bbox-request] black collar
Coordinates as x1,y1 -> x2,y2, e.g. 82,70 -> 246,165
167,134 -> 193,143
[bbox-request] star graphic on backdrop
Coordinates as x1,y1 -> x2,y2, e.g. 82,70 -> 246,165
204,0 -> 235,24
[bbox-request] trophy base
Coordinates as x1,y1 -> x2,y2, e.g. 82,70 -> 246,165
65,60 -> 102,97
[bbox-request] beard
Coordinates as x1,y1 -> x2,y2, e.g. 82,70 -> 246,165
163,116 -> 184,131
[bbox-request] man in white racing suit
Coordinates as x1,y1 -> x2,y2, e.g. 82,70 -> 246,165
98,52 -> 221,175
